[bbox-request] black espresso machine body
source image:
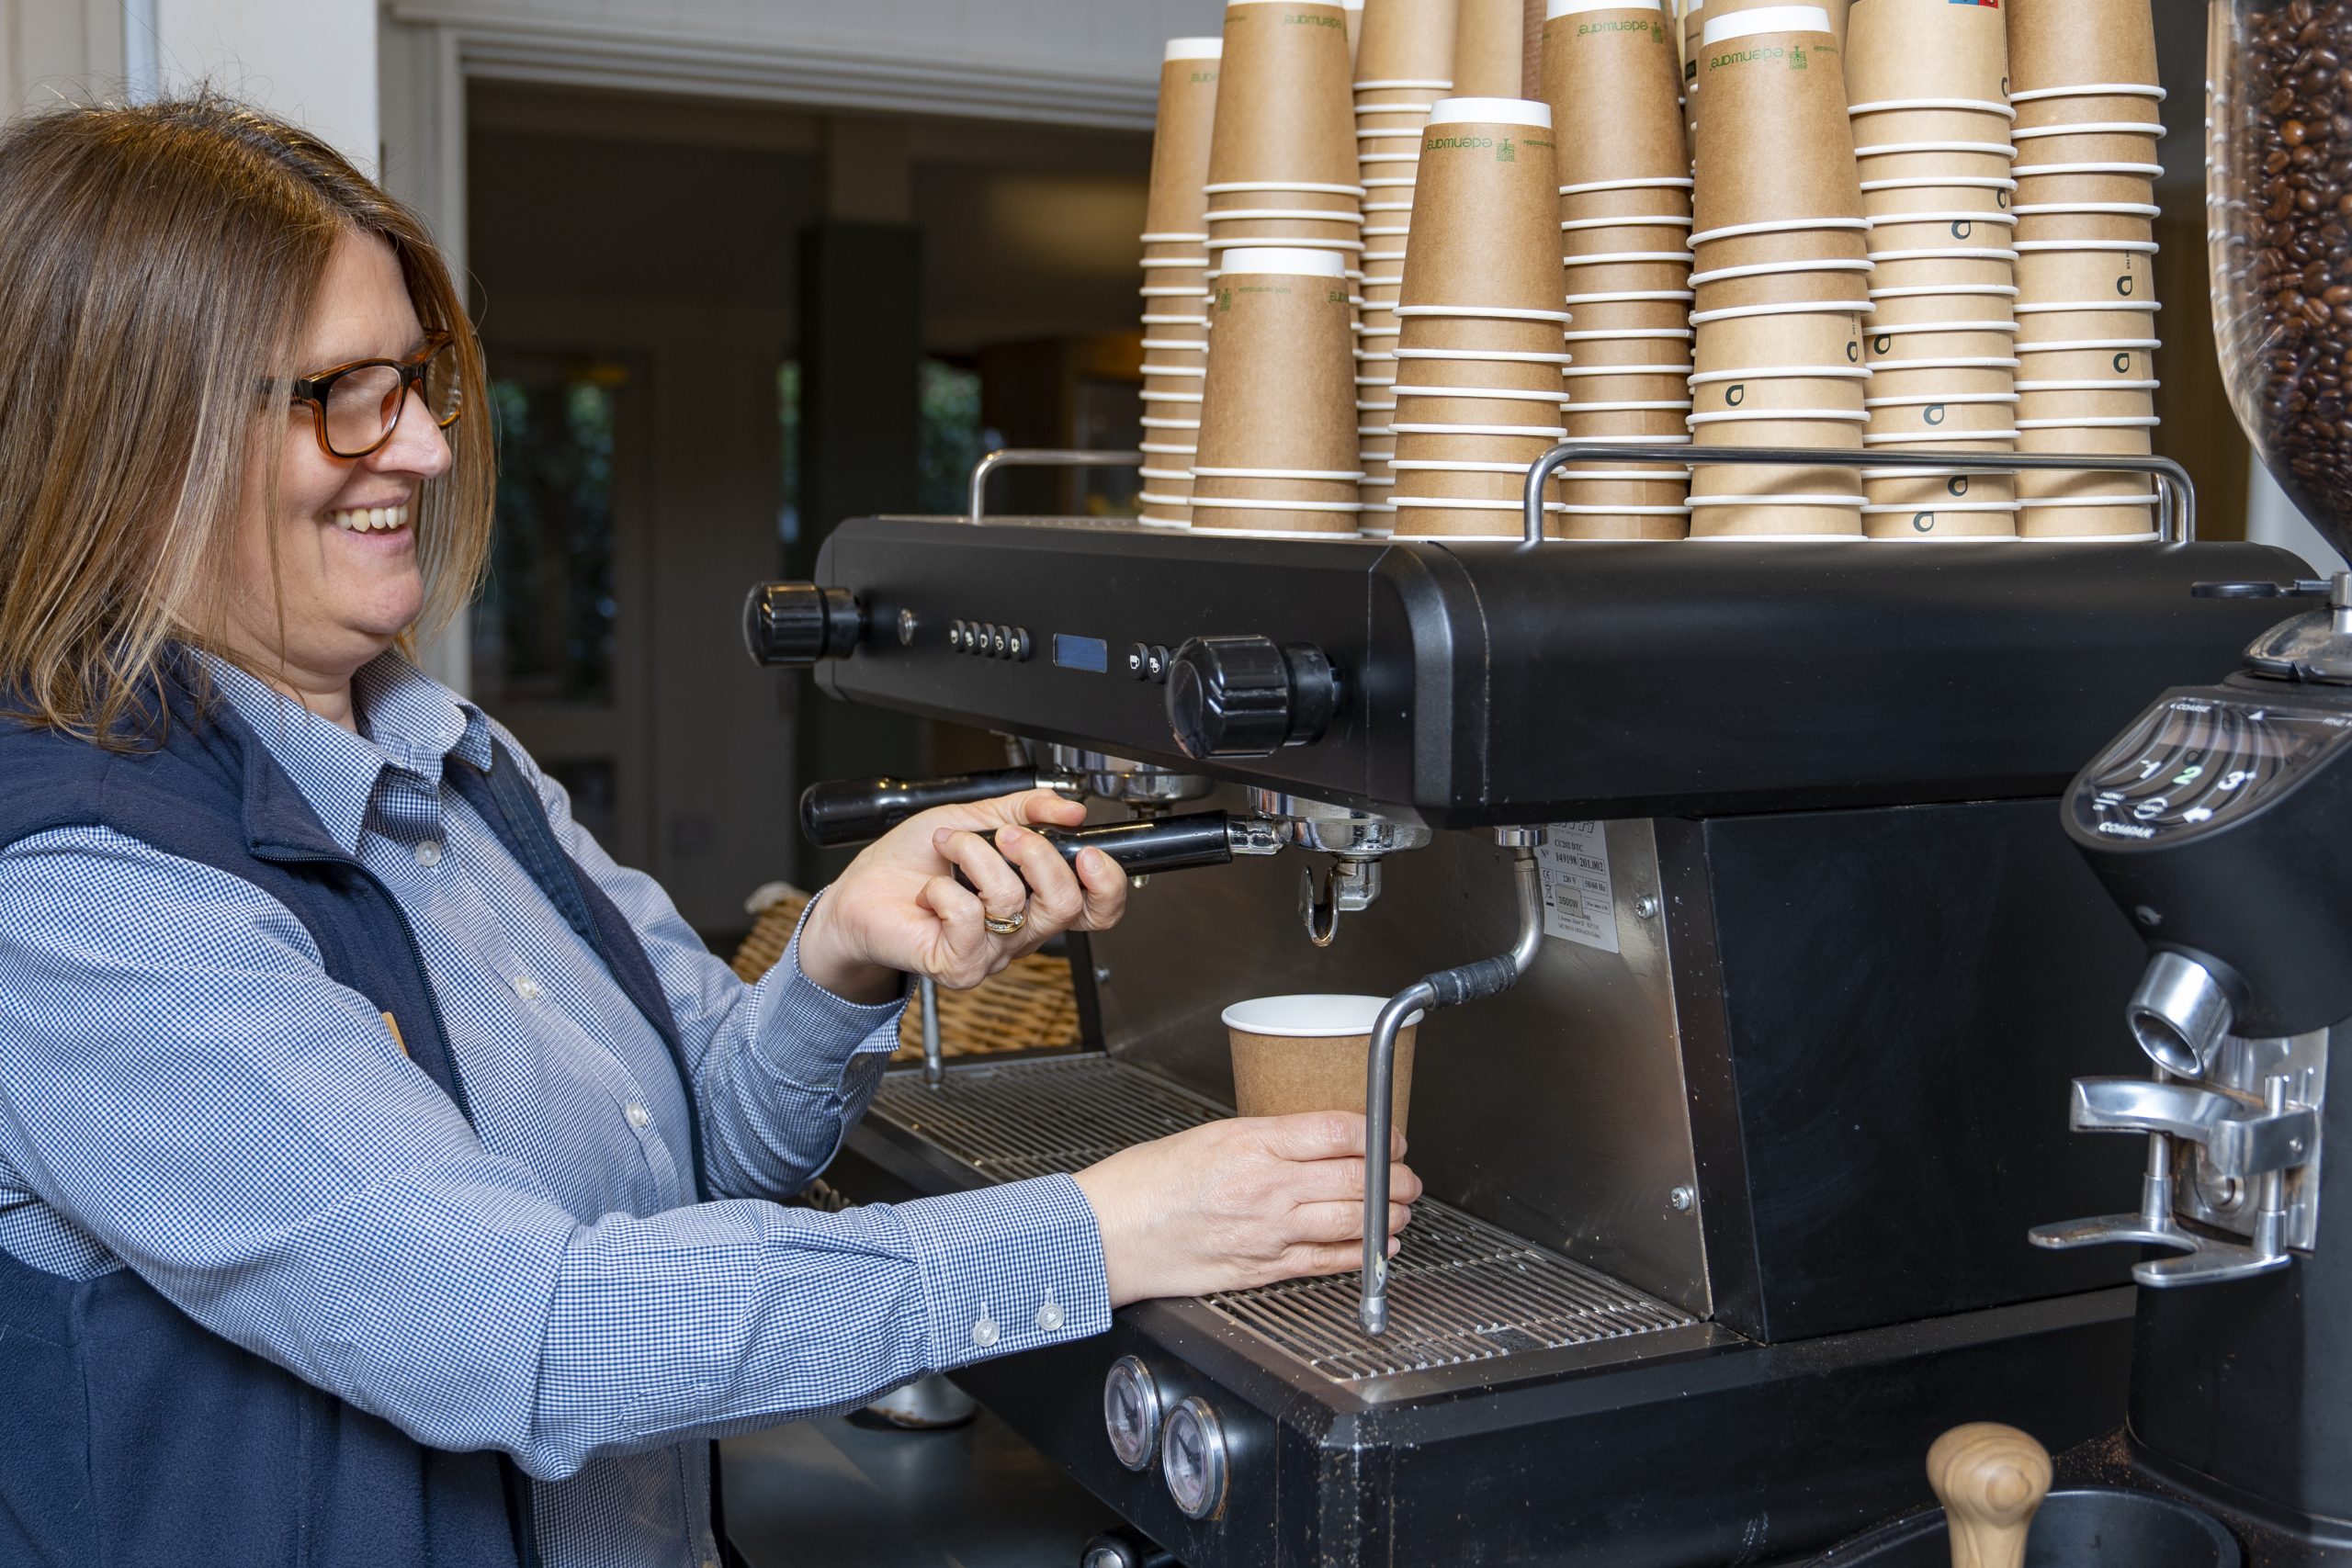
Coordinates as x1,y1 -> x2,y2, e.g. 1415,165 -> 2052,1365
765,517 -> 2307,1566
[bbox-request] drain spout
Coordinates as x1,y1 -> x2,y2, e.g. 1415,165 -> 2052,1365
1360,837 -> 1546,1336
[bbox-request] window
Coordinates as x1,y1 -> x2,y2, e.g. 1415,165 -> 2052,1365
475,371 -> 619,705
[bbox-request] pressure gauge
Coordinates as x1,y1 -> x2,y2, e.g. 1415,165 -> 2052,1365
1160,1395 -> 1228,1520
1102,1356 -> 1161,1472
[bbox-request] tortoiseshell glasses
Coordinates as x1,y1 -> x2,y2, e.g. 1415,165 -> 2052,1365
286,331 -> 462,458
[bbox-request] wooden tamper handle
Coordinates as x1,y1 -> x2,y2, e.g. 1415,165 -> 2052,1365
1927,1423 -> 2052,1568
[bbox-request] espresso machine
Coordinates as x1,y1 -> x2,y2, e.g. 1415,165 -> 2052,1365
745,452 -> 2311,1564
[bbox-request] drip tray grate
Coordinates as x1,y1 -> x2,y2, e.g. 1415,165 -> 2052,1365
870,1055 -> 1697,1382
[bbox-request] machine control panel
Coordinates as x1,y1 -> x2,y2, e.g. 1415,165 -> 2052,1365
2070,692 -> 2352,845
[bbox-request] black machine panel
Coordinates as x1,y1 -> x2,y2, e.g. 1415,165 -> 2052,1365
799,518 -> 2303,825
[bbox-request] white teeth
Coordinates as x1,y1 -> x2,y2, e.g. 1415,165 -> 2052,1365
330,504 -> 409,533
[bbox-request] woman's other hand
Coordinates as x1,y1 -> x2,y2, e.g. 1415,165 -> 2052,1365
795,789 -> 1127,1002
1072,1113 -> 1419,1306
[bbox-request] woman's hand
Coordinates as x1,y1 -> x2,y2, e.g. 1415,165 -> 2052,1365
1071,1113 -> 1419,1306
795,789 -> 1128,1003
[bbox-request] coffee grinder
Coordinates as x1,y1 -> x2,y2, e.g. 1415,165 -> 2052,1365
2018,4 -> 2352,1555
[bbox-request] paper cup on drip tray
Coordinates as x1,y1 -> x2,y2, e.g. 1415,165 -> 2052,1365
1189,247 -> 1364,537
1225,995 -> 1423,1132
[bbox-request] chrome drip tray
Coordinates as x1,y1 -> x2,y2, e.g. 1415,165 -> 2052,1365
868,1055 -> 1697,1383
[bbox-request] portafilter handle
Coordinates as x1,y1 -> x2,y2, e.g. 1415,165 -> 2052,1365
798,769 -> 1080,848
950,812 -> 1251,893
1927,1423 -> 2051,1568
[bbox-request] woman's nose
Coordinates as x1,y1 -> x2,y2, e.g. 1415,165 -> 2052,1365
370,385 -> 455,479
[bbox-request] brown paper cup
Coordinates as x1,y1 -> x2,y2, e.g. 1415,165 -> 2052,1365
1390,502 -> 1549,538
1854,146 -> 2017,185
2018,385 -> 2155,425
1395,351 -> 1569,392
1146,44 -> 1226,241
1864,323 -> 2016,361
1862,502 -> 2018,537
2018,503 -> 2154,538
1867,213 -> 2018,254
1690,368 -> 1867,414
1395,461 -> 1550,502
1692,16 -> 1865,235
1355,0 -> 1458,89
1694,307 -> 1865,374
1567,296 -> 1697,335
1396,388 -> 1574,425
1193,468 -> 1363,504
2015,344 -> 2155,383
1452,0 -> 1525,98
1694,262 -> 1874,312
1691,460 -> 1864,500
2006,0 -> 2158,97
1865,254 -> 2016,295
1571,367 -> 1697,405
1544,2 -> 1689,189
1863,178 -> 2016,219
1563,218 -> 1698,258
1566,333 -> 1695,368
1210,186 -> 1363,215
2012,92 -> 2165,132
1843,0 -> 2008,107
2015,247 -> 2158,309
1398,307 -> 1575,354
1188,499 -> 1363,534
2013,303 -> 2161,347
1849,107 -> 2017,149
1688,497 -> 1866,536
1558,466 -> 1693,509
1401,105 -> 1564,313
1211,212 -> 1368,244
1865,466 -> 2018,508
1144,237 -> 1216,262
2012,169 -> 2156,208
1691,221 -> 1871,272
1555,510 -> 1693,539
1208,1 -> 1361,190
1558,179 -> 1699,224
2013,209 -> 2156,246
2012,130 -> 2162,171
1395,424 -> 1565,463
1866,287 -> 2018,328
1865,361 -> 2014,400
1864,394 -> 2018,439
1691,409 -> 1870,447
1193,254 -> 1363,492
1566,404 -> 1695,439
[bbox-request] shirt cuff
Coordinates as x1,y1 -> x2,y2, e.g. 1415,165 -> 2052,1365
894,1174 -> 1113,1370
752,893 -> 908,1087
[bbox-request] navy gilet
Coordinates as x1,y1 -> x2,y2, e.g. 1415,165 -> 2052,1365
0,673 -> 729,1568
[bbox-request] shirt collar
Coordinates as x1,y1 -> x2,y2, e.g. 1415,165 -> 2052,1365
204,651 -> 495,857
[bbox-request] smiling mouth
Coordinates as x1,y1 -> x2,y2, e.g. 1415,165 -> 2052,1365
330,503 -> 410,534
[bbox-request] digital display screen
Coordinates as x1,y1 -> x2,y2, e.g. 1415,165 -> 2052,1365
1053,634 -> 1109,673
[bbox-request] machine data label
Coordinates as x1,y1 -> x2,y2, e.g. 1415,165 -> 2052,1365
1539,823 -> 1621,954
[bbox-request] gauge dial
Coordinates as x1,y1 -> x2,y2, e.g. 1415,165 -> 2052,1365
1102,1357 -> 1160,1472
1161,1395 -> 1227,1520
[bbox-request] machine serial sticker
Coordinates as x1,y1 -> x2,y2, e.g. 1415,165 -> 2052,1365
1538,823 -> 1621,953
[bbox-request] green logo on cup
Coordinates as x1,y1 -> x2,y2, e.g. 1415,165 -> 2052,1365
1217,288 -> 1233,311
1791,44 -> 1808,69
1498,137 -> 1516,163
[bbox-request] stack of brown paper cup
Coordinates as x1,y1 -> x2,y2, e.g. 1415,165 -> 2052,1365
1682,0 -> 1702,156
1688,2 -> 1870,536
1342,0 -> 1366,62
1352,0 -> 1461,534
1189,248 -> 1364,537
2006,0 -> 2163,538
1546,0 -> 1694,537
1223,995 -> 1424,1130
1139,38 -> 1226,528
1388,97 -> 1571,538
1844,0 -> 2018,537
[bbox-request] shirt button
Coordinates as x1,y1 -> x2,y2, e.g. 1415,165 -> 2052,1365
413,840 -> 443,868
625,1101 -> 651,1130
971,1313 -> 1000,1349
1035,1299 -> 1065,1333
512,976 -> 542,1001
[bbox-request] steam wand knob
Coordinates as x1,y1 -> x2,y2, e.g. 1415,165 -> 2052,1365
1166,637 -> 1338,760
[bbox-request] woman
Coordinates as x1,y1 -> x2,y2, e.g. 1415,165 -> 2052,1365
0,96 -> 1418,1568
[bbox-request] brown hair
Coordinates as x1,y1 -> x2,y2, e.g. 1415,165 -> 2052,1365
0,92 -> 492,743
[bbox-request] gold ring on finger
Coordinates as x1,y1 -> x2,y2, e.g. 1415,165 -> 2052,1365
983,906 -> 1028,936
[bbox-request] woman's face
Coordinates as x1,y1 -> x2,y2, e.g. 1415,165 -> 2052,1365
218,227 -> 453,685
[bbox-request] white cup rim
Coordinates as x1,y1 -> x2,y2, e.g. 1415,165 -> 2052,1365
1690,299 -> 1870,323
1849,97 -> 2017,119
1859,429 -> 2021,444
1869,247 -> 2021,264
1563,364 -> 1694,378
1566,251 -> 1697,267
2011,122 -> 2165,141
2014,162 -> 2165,178
1389,420 -> 1568,436
2008,84 -> 2166,104
1685,494 -> 1866,508
1187,495 -> 1365,513
1560,175 -> 1694,197
1690,259 -> 1872,286
1853,141 -> 2018,159
1395,385 -> 1576,402
1396,346 -> 1577,364
1691,217 -> 1869,245
1690,365 -> 1871,384
1192,466 -> 1368,480
1687,409 -> 1870,424
1396,303 -> 1576,322
1563,214 -> 1694,232
1427,96 -> 1554,130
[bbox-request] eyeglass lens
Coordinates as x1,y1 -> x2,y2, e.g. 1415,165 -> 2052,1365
322,344 -> 461,456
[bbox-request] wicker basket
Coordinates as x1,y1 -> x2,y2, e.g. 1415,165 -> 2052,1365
729,884 -> 1081,1061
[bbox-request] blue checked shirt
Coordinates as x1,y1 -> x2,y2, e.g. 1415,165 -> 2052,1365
0,653 -> 1110,1568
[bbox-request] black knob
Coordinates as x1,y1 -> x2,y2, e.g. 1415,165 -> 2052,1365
743,581 -> 867,666
1166,637 -> 1338,759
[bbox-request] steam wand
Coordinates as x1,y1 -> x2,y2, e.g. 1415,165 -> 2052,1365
1360,829 -> 1548,1336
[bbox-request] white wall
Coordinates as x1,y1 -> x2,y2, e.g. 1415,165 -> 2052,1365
0,0 -> 124,120
148,0 -> 377,170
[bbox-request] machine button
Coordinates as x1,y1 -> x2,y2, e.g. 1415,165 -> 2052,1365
948,621 -> 967,652
1126,642 -> 1152,680
1009,626 -> 1034,662
1161,1395 -> 1227,1519
989,626 -> 1010,659
742,581 -> 866,666
1146,645 -> 1170,683
1166,637 -> 1339,759
1102,1356 -> 1161,1472
971,1313 -> 1000,1349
